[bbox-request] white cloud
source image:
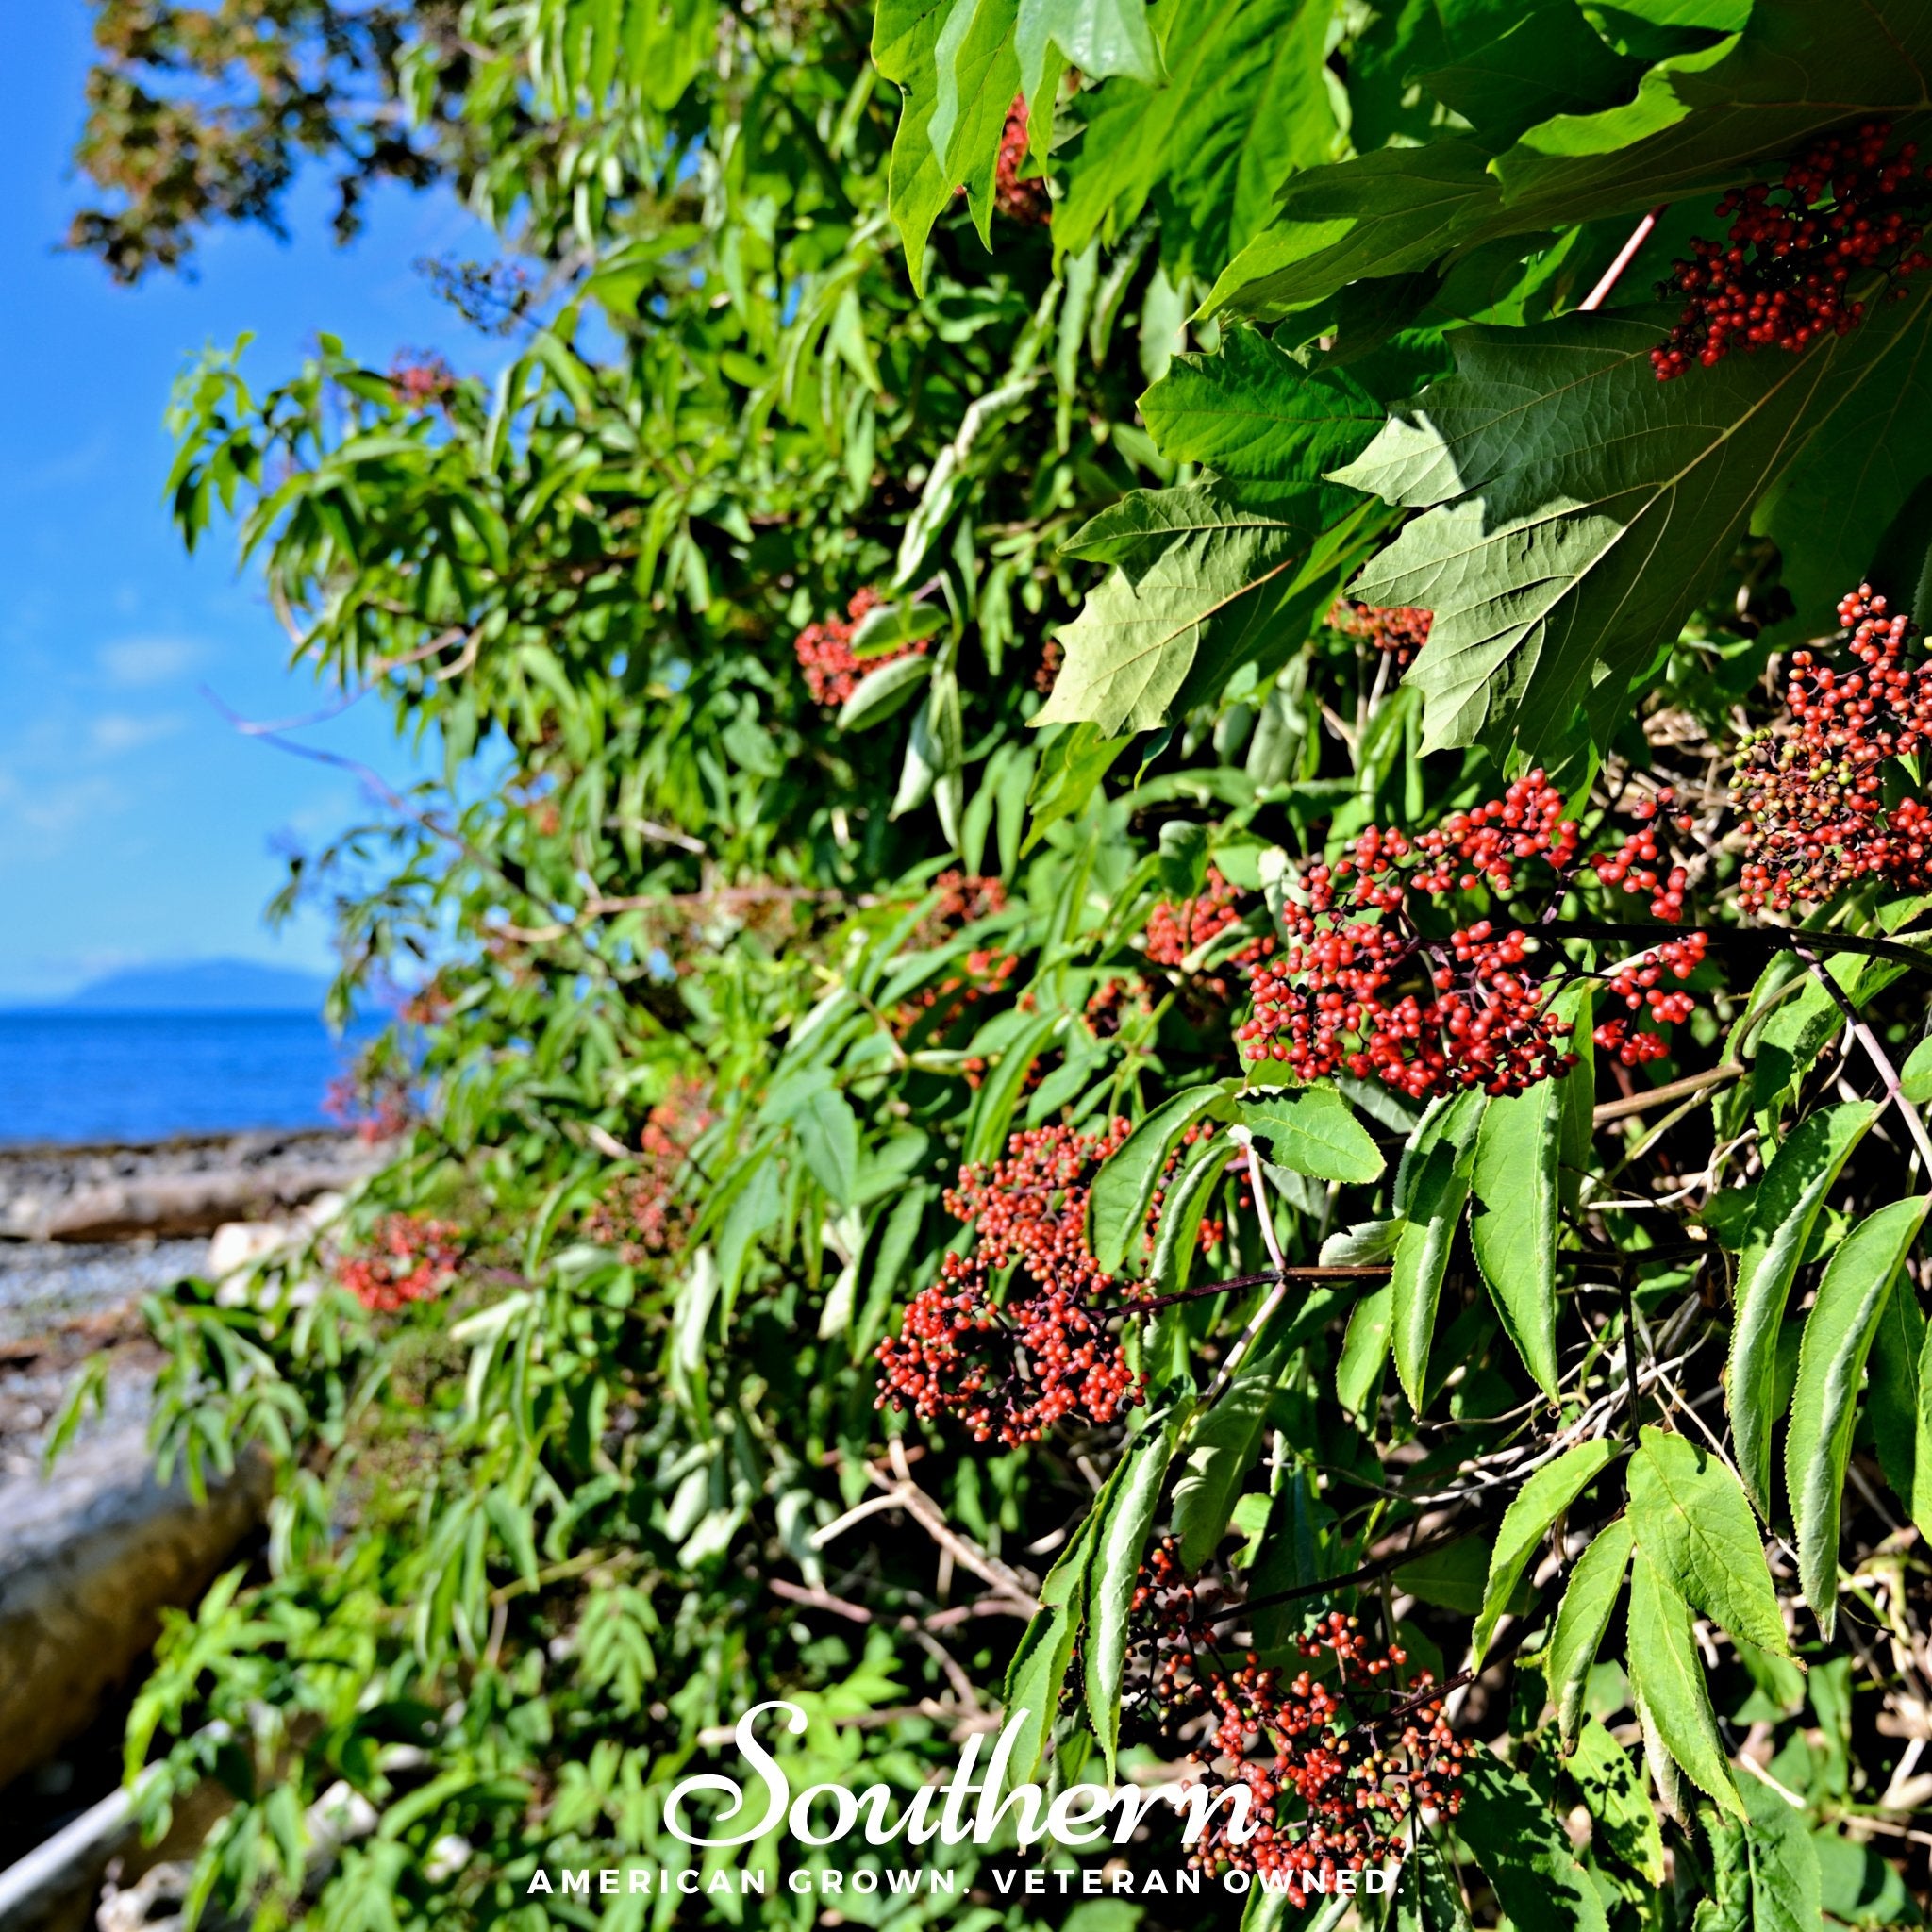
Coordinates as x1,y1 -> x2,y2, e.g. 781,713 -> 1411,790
0,768 -> 126,841
90,711 -> 187,757
97,634 -> 208,688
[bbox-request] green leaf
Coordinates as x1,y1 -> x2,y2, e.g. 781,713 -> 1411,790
1741,1782 -> 1824,1932
1090,1083 -> 1230,1274
1626,1547 -> 1744,1818
1391,1087 -> 1486,1410
1627,1426 -> 1789,1658
1052,0 -> 1340,274
1788,1196 -> 1930,1638
1146,1132 -> 1239,1293
1568,1716 -> 1665,1885
1157,819 -> 1210,897
1335,298 -> 1932,762
1237,1084 -> 1385,1184
1082,1408 -> 1182,1777
835,651 -> 934,732
1141,327 -> 1388,486
1037,484 -> 1353,735
1015,0 -> 1159,104
1474,1439 -> 1619,1667
1458,1751 -> 1611,1932
1335,1279 -> 1394,1415
795,1088 -> 860,1205
1902,1034 -> 1932,1105
1470,1052 -> 1570,1398
1172,1332 -> 1291,1569
1869,1265 -> 1932,1541
963,1009 -> 1062,1166
1001,1506 -> 1094,1788
1548,1518 -> 1634,1752
1727,1102 -> 1878,1515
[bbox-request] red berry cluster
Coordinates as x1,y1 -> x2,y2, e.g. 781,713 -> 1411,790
1733,584 -> 1932,910
1146,865 -> 1259,968
336,1214 -> 463,1313
1327,599 -> 1433,669
1236,776 -> 1586,1098
1084,974 -> 1155,1039
1653,123 -> 1931,379
390,351 -> 456,409
794,589 -> 927,708
1592,933 -> 1709,1066
585,1078 -> 715,1261
1591,787 -> 1696,920
1127,1543 -> 1463,1898
994,97 -> 1050,225
875,1121 -> 1145,1444
1034,636 -> 1063,696
322,1068 -> 412,1146
897,874 -> 1019,1045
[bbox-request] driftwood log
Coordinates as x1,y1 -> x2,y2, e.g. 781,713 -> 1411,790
31,1166 -> 366,1243
0,1427 -> 269,1790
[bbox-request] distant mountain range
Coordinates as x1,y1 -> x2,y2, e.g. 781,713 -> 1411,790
58,958 -> 334,1013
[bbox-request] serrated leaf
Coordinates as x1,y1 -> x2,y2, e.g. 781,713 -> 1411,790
1173,1333 -> 1291,1570
1628,1426 -> 1789,1658
1549,1517 -> 1634,1752
1015,0 -> 1159,103
1458,1751 -> 1611,1932
1569,1716 -> 1666,1885
1474,1439 -> 1618,1667
795,1089 -> 860,1204
1741,1782 -> 1824,1932
1391,1087 -> 1487,1410
1091,1084 -> 1231,1274
1083,1408 -> 1181,1777
1869,1265 -> 1932,1540
1001,1504 -> 1092,1788
1335,1279 -> 1394,1414
1147,1132 -> 1239,1293
1237,1084 -> 1385,1184
1336,299 -> 1932,762
1470,1057 -> 1567,1398
1052,0 -> 1339,273
1141,327 -> 1388,485
1727,1101 -> 1878,1515
1626,1547 -> 1744,1818
1787,1195 -> 1930,1638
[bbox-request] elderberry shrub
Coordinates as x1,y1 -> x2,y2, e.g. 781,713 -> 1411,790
1653,121 -> 1932,379
583,1077 -> 715,1261
1733,582 -> 1932,911
1326,597 -> 1433,669
874,1121 -> 1145,1444
793,587 -> 929,707
1124,1541 -> 1463,1901
335,1214 -> 465,1314
1235,775 -> 1704,1098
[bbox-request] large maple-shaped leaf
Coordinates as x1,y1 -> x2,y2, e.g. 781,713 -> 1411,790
1208,0 -> 1932,321
1335,288 -> 1932,760
1036,343 -> 1383,733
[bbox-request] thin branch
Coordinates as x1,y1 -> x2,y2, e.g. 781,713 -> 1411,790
1794,942 -> 1932,1171
1593,1060 -> 1744,1124
1579,205 -> 1667,311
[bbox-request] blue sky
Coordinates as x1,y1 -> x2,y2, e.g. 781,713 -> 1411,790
0,6 -> 505,1003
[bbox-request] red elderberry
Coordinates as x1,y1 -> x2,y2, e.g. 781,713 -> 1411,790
585,1077 -> 715,1261
1327,599 -> 1433,670
794,589 -> 928,708
1733,584 -> 1932,910
336,1214 -> 463,1313
390,350 -> 456,409
1126,1541 -> 1464,1901
994,97 -> 1050,225
875,1121 -> 1145,1444
1654,122 -> 1932,380
1236,775 -> 1587,1099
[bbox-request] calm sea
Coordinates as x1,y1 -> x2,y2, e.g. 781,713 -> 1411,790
0,1012 -> 367,1145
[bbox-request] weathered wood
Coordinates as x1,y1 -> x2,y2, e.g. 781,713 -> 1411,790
33,1167 -> 365,1243
0,1428 -> 269,1790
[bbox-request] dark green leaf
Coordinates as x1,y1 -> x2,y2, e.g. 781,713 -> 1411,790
1458,1751 -> 1611,1932
1627,1548 -> 1744,1818
1474,1439 -> 1618,1666
1548,1517 -> 1633,1752
1237,1084 -> 1386,1184
1090,1083 -> 1230,1274
1727,1103 -> 1878,1514
1787,1195 -> 1929,1638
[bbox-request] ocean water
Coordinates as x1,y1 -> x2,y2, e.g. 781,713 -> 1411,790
0,1012 -> 367,1145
